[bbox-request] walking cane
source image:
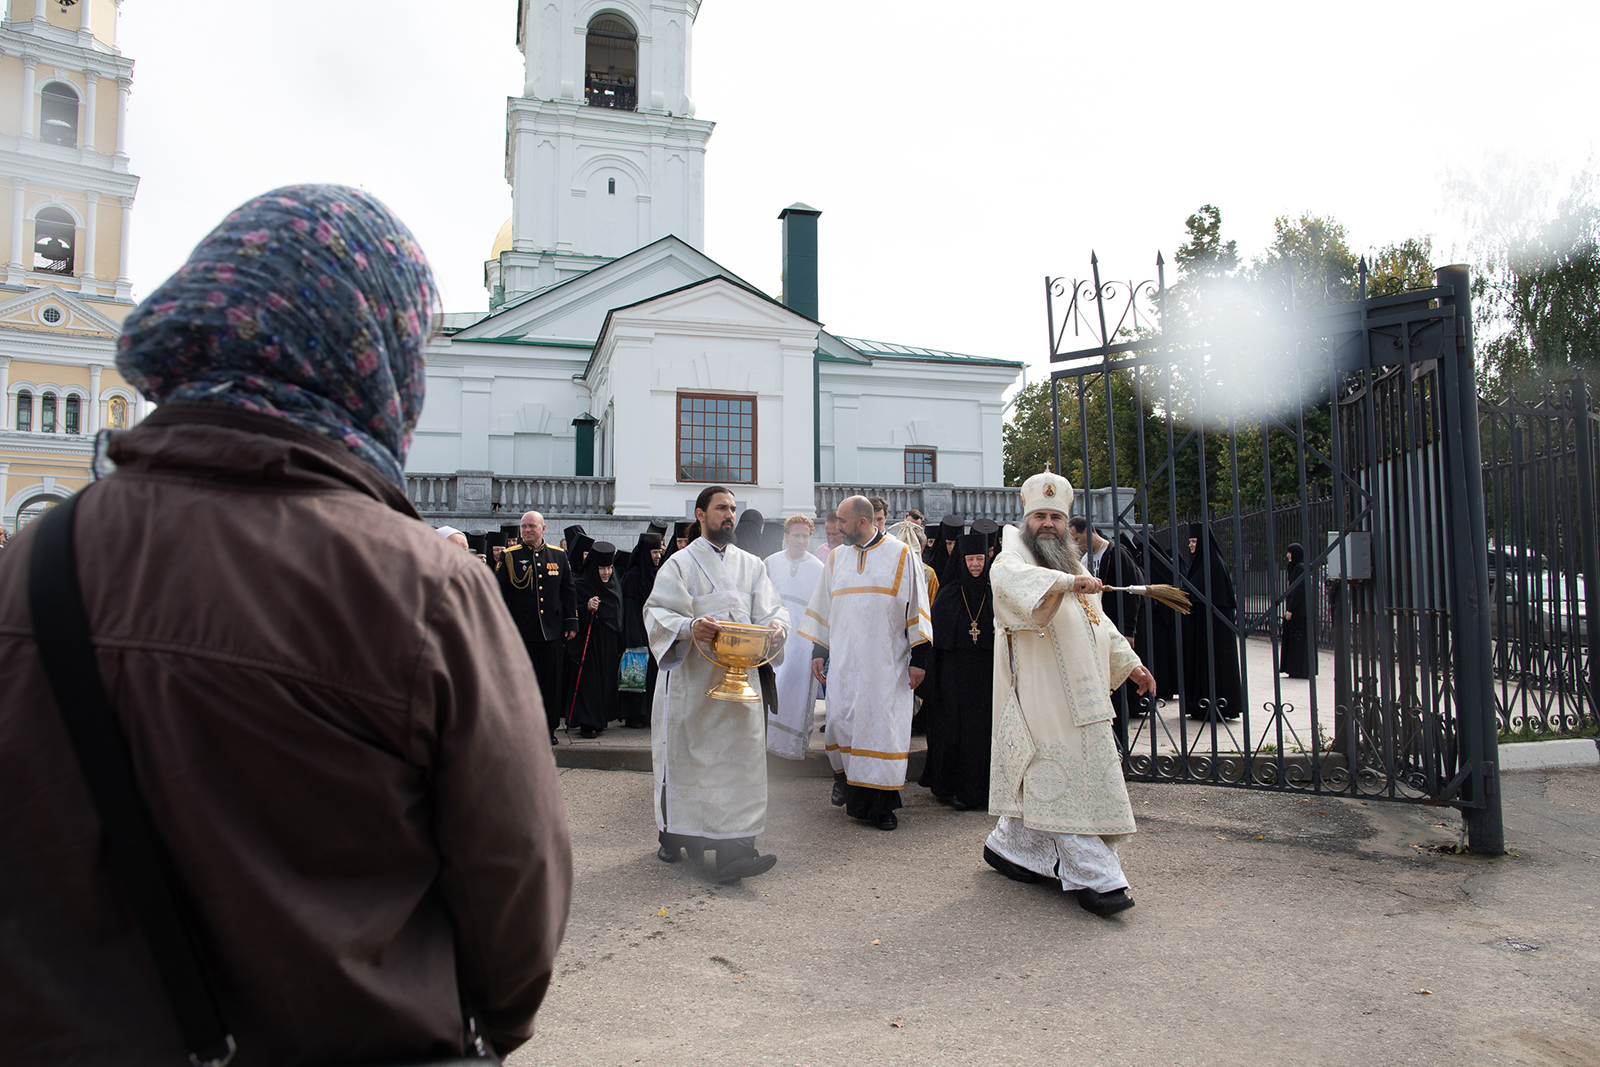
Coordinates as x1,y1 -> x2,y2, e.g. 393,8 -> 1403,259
566,608 -> 596,731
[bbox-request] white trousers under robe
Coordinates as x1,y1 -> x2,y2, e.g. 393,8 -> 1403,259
986,816 -> 1129,893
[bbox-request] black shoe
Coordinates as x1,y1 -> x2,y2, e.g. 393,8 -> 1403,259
1075,887 -> 1135,916
830,778 -> 847,807
950,796 -> 971,811
984,845 -> 1043,884
550,733 -> 558,746
579,726 -> 599,739
657,843 -> 681,863
716,853 -> 777,885
876,812 -> 898,831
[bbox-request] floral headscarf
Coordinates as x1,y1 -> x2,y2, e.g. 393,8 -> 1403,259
117,184 -> 437,488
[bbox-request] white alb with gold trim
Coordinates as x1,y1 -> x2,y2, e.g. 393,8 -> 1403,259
798,534 -> 933,791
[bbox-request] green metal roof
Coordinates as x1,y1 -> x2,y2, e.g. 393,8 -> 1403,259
837,336 -> 1023,368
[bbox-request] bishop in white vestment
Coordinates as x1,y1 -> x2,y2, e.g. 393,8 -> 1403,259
985,472 -> 1156,916
763,517 -> 825,761
799,496 -> 933,831
644,488 -> 789,884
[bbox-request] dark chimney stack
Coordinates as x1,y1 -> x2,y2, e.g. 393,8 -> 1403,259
778,202 -> 821,321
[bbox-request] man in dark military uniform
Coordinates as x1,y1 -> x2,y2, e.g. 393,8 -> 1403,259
497,509 -> 578,745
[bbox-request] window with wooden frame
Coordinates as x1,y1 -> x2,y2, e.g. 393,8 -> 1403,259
677,393 -> 756,484
904,447 -> 936,484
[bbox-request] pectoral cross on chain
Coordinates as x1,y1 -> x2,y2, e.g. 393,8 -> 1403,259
969,619 -> 981,644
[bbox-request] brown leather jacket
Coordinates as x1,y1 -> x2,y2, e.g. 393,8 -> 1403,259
0,404 -> 572,1065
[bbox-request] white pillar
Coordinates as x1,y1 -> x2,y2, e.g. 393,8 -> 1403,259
21,58 -> 37,140
0,464 -> 9,533
114,0 -> 123,49
80,191 -> 99,291
88,364 -> 102,434
78,0 -> 93,35
8,180 -> 25,285
82,70 -> 98,152
116,196 -> 133,299
115,77 -> 129,157
0,357 -> 10,431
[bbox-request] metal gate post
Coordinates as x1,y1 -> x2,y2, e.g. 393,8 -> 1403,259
1436,265 -> 1503,854
1570,376 -> 1600,725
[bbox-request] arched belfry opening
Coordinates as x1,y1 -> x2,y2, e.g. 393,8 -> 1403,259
33,207 -> 76,274
39,82 -> 79,146
585,14 -> 637,110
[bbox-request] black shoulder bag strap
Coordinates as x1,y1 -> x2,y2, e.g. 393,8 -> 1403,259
28,493 -> 238,1067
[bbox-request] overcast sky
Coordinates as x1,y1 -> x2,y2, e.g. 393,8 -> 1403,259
119,1 -> 1596,391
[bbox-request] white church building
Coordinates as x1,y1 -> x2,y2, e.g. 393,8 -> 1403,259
406,1 -> 1022,536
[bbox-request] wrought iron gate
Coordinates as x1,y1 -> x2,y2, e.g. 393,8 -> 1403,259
1045,260 -> 1504,851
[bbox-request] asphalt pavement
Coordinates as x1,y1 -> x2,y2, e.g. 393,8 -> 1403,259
509,765 -> 1600,1067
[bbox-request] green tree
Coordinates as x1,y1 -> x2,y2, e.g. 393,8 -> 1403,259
1450,160 -> 1600,391
1002,380 -> 1054,486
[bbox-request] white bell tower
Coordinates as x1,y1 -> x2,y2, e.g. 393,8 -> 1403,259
489,0 -> 714,306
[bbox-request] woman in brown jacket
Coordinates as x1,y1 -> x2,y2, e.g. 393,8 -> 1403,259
0,185 -> 572,1066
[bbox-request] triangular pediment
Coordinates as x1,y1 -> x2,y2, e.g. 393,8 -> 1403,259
608,275 -> 819,330
454,236 -> 757,345
0,285 -> 122,337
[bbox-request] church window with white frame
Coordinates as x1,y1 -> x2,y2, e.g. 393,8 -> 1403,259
16,390 -> 33,432
904,447 -> 937,484
64,394 -> 81,435
40,392 -> 58,433
677,393 -> 756,484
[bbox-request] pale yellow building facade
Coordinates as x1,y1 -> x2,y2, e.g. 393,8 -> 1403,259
0,0 -> 142,532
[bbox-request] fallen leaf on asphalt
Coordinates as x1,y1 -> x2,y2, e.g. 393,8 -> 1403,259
657,908 -> 666,917
1256,835 -> 1265,840
871,939 -> 881,945
890,1019 -> 904,1028
1216,835 -> 1226,840
1416,989 -> 1432,995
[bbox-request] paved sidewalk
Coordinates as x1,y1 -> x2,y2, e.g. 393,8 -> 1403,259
514,765 -> 1600,1067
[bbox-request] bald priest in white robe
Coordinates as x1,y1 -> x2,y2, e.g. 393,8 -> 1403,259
799,495 -> 934,832
984,472 -> 1157,917
644,485 -> 789,885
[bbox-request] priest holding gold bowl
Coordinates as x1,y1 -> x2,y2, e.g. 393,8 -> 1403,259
643,486 -> 790,885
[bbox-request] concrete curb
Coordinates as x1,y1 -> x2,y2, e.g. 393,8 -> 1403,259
553,742 -> 927,779
1497,737 -> 1600,771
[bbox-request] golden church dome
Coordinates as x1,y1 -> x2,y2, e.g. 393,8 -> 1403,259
489,216 -> 513,260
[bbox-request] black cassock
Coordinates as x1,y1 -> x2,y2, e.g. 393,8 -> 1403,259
1134,532 -> 1182,700
569,564 -> 623,732
619,540 -> 662,726
1280,542 -> 1318,678
922,535 -> 994,808
1181,524 -> 1243,721
1089,533 -> 1146,748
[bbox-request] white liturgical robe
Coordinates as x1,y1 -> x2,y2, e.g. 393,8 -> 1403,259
988,524 -> 1143,836
798,534 -> 933,790
763,548 -> 824,761
644,538 -> 789,839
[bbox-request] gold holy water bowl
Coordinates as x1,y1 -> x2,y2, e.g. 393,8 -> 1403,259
693,620 -> 781,702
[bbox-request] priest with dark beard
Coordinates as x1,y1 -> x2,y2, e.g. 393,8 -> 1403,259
568,542 -> 623,738
984,473 -> 1155,917
922,532 -> 995,810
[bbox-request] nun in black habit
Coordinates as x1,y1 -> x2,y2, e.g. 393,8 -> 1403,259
1280,542 -> 1318,678
568,541 -> 624,738
923,514 -> 965,577
1181,523 -> 1243,721
921,533 -> 996,810
619,532 -> 664,728
734,508 -> 765,554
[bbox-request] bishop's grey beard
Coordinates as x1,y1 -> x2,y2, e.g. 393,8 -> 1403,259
1020,524 -> 1083,574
